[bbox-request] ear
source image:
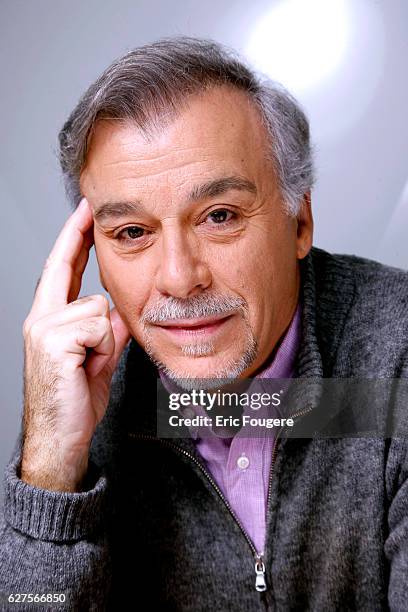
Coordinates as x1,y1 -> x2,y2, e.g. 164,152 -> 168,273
296,192 -> 314,260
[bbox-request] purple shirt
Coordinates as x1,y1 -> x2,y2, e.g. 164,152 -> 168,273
159,303 -> 301,555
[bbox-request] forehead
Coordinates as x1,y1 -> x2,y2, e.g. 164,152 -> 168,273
80,86 -> 272,196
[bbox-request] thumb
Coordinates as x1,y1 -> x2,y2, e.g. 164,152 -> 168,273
109,306 -> 132,369
85,306 -> 131,379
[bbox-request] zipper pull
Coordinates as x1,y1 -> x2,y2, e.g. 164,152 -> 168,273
254,555 -> 267,592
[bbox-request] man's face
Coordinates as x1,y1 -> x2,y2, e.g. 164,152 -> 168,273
80,86 -> 312,383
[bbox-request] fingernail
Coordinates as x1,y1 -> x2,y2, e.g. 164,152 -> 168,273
78,197 -> 88,211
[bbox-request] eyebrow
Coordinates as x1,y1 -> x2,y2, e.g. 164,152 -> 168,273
189,175 -> 257,202
93,175 -> 257,223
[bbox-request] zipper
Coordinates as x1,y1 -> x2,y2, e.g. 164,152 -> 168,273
128,404 -> 312,594
128,431 -> 268,591
265,406 -> 313,517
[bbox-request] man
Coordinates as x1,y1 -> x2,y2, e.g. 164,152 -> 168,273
0,37 -> 407,611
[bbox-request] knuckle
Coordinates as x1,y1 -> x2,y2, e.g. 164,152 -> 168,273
68,295 -> 91,307
22,318 -> 32,337
100,316 -> 112,333
92,293 -> 109,311
77,319 -> 98,335
71,294 -> 108,312
25,319 -> 42,341
78,315 -> 108,335
26,323 -> 58,356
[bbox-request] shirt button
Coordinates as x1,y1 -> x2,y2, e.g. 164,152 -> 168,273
237,455 -> 250,470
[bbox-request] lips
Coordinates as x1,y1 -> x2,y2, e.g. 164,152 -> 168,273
154,313 -> 234,336
157,313 -> 233,329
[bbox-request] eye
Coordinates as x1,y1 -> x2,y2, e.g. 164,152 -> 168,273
205,209 -> 236,225
115,225 -> 147,244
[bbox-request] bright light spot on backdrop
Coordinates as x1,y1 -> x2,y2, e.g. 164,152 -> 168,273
244,0 -> 385,142
245,0 -> 349,95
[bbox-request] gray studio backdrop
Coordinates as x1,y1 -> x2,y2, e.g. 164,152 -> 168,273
1,0 -> 407,506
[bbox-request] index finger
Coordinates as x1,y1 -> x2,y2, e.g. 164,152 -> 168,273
31,198 -> 94,318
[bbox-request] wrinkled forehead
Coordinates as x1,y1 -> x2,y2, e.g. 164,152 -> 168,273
80,86 -> 273,195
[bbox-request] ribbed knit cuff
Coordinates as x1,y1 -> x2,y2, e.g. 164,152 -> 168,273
3,449 -> 109,542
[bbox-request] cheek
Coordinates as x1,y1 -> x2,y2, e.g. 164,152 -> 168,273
94,243 -> 122,293
221,240 -> 274,293
224,237 -> 297,315
94,245 -> 152,319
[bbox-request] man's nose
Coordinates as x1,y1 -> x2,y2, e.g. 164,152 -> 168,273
155,226 -> 212,299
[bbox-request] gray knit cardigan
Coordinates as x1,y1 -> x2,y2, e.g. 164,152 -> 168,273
1,246 -> 408,611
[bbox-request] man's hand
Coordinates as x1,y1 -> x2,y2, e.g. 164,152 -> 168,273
20,198 -> 131,492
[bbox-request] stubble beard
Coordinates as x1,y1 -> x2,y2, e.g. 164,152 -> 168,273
142,318 -> 259,391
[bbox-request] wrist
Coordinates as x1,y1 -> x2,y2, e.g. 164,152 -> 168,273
21,443 -> 89,492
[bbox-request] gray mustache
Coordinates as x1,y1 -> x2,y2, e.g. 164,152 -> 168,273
141,293 -> 247,324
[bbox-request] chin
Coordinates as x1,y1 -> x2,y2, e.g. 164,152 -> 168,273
158,347 -> 259,390
169,357 -> 227,379
143,325 -> 259,388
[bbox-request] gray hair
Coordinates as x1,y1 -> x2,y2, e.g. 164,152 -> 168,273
58,36 -> 314,216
